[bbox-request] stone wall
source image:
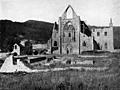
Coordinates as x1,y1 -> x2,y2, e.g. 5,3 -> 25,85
50,5 -> 93,54
80,33 -> 93,52
92,27 -> 114,52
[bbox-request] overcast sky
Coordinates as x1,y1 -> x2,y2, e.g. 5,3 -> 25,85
0,0 -> 120,26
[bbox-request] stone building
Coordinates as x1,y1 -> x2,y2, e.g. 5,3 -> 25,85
91,18 -> 114,51
12,43 -> 20,55
49,5 -> 93,54
12,43 -> 24,55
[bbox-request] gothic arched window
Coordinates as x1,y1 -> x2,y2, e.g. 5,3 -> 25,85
82,41 -> 86,46
63,21 -> 75,31
63,21 -> 75,42
69,33 -> 71,37
66,7 -> 73,19
74,31 -> 75,41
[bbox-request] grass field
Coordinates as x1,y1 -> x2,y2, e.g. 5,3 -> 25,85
0,53 -> 120,90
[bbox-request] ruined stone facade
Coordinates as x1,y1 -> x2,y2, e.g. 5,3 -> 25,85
92,19 -> 114,52
50,5 -> 93,54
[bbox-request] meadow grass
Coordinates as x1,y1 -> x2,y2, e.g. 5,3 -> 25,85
0,53 -> 120,90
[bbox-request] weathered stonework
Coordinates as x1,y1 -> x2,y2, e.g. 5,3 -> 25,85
50,5 -> 93,54
92,19 -> 114,52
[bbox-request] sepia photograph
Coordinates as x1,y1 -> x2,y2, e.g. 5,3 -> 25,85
0,0 -> 120,90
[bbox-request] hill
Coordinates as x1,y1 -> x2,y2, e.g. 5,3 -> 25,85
0,20 -> 54,51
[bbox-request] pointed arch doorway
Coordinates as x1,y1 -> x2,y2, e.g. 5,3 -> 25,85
66,44 -> 73,54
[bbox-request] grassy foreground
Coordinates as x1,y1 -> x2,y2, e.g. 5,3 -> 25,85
0,70 -> 120,90
0,53 -> 120,90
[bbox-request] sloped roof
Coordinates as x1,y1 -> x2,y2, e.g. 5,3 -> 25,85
14,43 -> 25,48
81,21 -> 92,37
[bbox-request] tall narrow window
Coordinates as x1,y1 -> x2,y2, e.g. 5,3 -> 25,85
105,43 -> 107,49
97,32 -> 100,36
68,33 -> 71,37
104,32 -> 107,36
54,41 -> 57,46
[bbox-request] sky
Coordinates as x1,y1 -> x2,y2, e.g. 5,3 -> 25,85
0,0 -> 120,26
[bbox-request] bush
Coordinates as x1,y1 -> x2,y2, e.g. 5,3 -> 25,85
33,50 -> 38,55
